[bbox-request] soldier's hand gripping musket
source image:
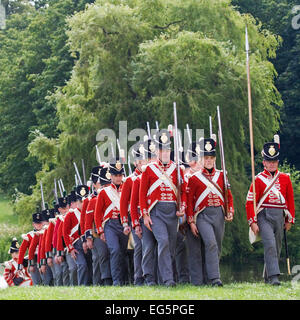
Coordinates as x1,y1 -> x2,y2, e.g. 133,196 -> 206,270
217,106 -> 233,221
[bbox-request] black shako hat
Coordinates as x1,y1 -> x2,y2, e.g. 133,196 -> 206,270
262,135 -> 280,161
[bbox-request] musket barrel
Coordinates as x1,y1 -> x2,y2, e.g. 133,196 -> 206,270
73,162 -> 83,185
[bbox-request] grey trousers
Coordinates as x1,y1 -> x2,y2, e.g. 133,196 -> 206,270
196,206 -> 224,281
29,267 -> 42,286
40,265 -> 53,286
141,220 -> 157,284
104,219 -> 129,285
73,240 -> 89,286
150,202 -> 178,284
65,252 -> 78,286
132,220 -> 143,284
175,231 -> 190,284
257,208 -> 284,278
93,237 -> 111,282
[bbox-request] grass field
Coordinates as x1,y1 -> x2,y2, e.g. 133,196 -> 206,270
0,195 -> 16,224
0,282 -> 299,300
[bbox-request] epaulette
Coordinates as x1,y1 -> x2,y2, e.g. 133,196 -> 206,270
49,218 -> 56,224
4,260 -> 12,269
142,162 -> 153,172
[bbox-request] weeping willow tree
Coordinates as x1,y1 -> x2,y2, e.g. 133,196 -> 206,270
14,0 -> 282,260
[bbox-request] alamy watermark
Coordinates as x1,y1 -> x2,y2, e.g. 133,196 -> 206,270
95,121 -> 205,164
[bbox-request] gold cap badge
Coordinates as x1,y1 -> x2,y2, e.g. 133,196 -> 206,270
161,133 -> 168,144
80,187 -> 87,196
116,160 -> 122,170
149,142 -> 156,152
139,144 -> 145,155
268,145 -> 276,156
205,141 -> 212,151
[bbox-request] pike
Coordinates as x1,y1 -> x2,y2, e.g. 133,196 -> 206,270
73,162 -> 83,185
217,106 -> 230,218
173,102 -> 182,213
245,26 -> 257,215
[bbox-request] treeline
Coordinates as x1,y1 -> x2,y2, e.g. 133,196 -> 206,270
0,0 -> 299,262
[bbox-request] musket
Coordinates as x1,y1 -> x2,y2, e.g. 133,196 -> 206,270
54,179 -> 58,203
155,121 -> 159,132
57,178 -> 63,197
73,162 -> 83,185
209,116 -> 213,138
128,155 -> 133,175
81,159 -> 86,185
40,182 -> 46,211
217,106 -> 230,218
146,122 -> 152,139
59,179 -> 65,193
95,145 -> 102,164
110,142 -> 115,158
245,26 -> 257,216
116,138 -> 127,177
75,174 -> 78,187
173,102 -> 182,212
186,124 -> 192,145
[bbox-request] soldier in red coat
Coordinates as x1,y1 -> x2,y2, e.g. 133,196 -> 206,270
63,185 -> 89,286
94,157 -> 128,286
187,138 -> 234,286
245,135 -> 295,285
85,165 -> 112,285
17,209 -> 44,285
56,193 -> 78,286
3,238 -> 32,287
139,129 -> 187,287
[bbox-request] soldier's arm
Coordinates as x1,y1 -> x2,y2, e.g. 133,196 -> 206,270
94,190 -> 105,234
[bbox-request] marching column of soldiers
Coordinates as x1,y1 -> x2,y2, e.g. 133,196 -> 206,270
3,119 -> 295,288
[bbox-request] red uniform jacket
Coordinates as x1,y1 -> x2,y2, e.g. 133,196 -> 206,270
28,232 -> 40,265
94,183 -> 123,234
3,258 -> 32,287
18,230 -> 35,267
79,197 -> 90,241
245,169 -> 295,226
120,168 -> 141,226
63,208 -> 82,253
130,175 -> 142,228
85,194 -> 97,239
38,228 -> 48,265
52,217 -> 61,252
45,218 -> 57,259
57,216 -> 66,255
186,168 -> 234,224
139,160 -> 187,217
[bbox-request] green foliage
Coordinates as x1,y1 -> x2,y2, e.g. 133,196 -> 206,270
10,0 -> 283,260
232,0 -> 300,169
0,0 -> 95,195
